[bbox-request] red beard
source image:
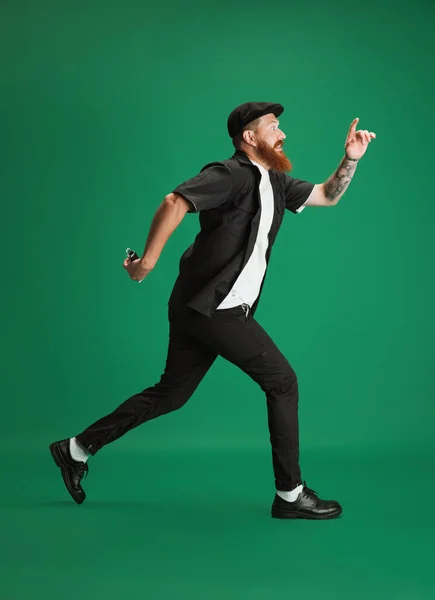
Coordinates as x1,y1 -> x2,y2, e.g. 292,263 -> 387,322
255,139 -> 293,172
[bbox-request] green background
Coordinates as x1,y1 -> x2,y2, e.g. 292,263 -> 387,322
2,0 -> 434,598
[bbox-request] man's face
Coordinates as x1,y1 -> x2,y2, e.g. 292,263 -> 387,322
249,113 -> 292,172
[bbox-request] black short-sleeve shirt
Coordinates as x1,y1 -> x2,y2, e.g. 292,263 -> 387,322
169,150 -> 314,318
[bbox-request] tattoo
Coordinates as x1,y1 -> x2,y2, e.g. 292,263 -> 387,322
324,156 -> 359,201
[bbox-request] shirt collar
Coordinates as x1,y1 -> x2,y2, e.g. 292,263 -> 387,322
232,150 -> 269,176
232,149 -> 257,167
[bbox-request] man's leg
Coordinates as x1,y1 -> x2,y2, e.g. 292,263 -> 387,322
177,305 -> 301,490
50,307 -> 218,503
177,304 -> 342,519
75,315 -> 217,454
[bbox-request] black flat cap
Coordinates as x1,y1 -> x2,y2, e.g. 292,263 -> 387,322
227,102 -> 284,138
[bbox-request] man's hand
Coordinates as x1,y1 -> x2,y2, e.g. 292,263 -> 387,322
345,118 -> 376,160
122,257 -> 153,283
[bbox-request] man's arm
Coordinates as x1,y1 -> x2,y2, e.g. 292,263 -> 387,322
303,155 -> 359,208
123,193 -> 190,282
124,162 -> 236,282
139,193 -> 191,269
303,118 -> 376,208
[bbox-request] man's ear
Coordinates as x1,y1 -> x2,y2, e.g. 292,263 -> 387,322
243,129 -> 256,147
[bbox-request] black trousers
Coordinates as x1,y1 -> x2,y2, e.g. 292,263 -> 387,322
76,304 -> 302,491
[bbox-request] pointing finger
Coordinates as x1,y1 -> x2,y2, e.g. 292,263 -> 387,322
349,117 -> 359,135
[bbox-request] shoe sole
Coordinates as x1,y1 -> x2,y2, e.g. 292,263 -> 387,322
271,507 -> 342,520
49,442 -> 85,505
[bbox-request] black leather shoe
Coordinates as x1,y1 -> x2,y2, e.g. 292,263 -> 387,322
271,482 -> 342,520
49,439 -> 88,504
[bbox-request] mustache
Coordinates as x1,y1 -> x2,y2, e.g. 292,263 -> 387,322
274,141 -> 284,149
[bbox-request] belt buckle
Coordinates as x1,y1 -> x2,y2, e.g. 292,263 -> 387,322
241,303 -> 250,320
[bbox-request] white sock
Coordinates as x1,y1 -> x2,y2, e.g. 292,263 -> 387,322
69,437 -> 90,463
277,484 -> 304,503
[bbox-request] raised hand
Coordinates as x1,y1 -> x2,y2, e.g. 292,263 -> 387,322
345,118 -> 376,160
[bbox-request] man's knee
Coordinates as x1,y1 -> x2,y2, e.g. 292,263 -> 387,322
136,386 -> 193,417
269,369 -> 298,396
245,348 -> 298,394
169,394 -> 191,412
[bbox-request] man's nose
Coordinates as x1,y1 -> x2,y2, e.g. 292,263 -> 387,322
278,129 -> 286,140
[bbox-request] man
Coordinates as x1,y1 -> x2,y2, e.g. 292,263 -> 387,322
50,102 -> 376,519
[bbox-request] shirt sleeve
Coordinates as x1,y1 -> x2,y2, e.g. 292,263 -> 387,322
172,163 -> 233,213
283,174 -> 315,214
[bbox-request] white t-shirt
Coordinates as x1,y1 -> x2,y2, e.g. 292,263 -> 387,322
217,159 -> 277,310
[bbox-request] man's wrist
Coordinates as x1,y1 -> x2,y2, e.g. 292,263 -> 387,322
139,256 -> 156,270
345,154 -> 360,162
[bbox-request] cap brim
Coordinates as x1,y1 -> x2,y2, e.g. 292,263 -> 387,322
271,104 -> 284,117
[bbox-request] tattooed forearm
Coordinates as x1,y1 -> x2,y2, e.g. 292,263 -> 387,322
324,157 -> 359,202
